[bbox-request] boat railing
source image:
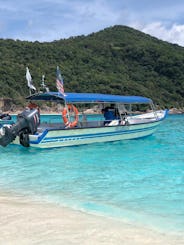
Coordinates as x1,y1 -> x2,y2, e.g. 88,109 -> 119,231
78,120 -> 104,128
39,120 -> 104,131
38,122 -> 65,131
38,111 -> 162,132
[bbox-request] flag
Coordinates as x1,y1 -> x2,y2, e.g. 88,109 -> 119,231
56,66 -> 64,95
26,67 -> 36,91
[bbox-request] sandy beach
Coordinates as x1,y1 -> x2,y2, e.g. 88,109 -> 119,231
0,192 -> 183,245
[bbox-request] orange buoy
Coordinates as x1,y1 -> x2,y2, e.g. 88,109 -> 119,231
62,104 -> 79,128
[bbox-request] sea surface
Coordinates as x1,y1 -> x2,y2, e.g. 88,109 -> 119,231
0,114 -> 184,235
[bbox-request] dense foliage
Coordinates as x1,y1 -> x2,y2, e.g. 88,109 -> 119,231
0,25 -> 184,108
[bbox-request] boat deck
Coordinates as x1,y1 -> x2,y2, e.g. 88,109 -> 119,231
38,120 -> 105,132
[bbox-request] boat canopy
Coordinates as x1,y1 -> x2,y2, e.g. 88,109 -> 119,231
26,92 -> 152,104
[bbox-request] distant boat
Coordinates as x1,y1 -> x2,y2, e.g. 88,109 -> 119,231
0,92 -> 167,148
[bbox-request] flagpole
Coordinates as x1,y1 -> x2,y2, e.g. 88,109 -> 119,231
55,66 -> 71,126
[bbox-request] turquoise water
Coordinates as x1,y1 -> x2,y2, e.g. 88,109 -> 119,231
0,114 -> 184,234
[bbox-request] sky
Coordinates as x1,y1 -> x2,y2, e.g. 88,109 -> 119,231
0,0 -> 184,46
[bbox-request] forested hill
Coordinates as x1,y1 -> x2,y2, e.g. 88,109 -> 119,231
0,25 -> 184,108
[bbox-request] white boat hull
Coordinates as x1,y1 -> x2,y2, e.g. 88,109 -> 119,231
12,118 -> 162,149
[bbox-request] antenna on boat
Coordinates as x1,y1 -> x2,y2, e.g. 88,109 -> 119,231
40,75 -> 49,92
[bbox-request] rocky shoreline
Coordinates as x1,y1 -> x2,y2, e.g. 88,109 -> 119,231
168,108 -> 184,114
2,106 -> 184,116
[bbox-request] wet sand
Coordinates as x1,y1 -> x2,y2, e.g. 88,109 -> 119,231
0,192 -> 183,245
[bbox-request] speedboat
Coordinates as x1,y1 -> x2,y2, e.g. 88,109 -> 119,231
0,92 -> 168,148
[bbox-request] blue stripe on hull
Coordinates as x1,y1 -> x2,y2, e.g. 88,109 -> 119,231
29,123 -> 159,147
43,126 -> 156,143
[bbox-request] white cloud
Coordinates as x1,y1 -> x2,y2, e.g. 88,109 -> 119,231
10,0 -> 122,41
1,0 -> 184,46
136,22 -> 184,46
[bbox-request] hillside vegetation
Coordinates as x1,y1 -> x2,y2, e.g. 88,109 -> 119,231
0,25 -> 184,108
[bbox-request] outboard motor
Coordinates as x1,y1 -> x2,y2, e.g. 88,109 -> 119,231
0,108 -> 40,147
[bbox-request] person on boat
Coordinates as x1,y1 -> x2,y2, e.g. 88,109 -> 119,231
102,107 -> 116,125
27,101 -> 40,114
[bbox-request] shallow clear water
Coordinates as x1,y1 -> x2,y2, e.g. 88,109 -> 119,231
0,114 -> 184,234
